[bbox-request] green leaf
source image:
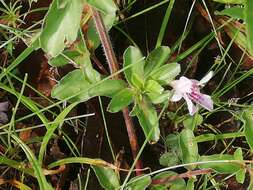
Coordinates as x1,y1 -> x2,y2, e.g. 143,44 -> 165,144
215,7 -> 244,20
234,147 -> 243,163
48,41 -> 98,84
89,79 -> 127,97
131,73 -> 145,89
150,171 -> 186,190
146,91 -> 171,104
186,178 -> 196,190
234,148 -> 246,184
145,80 -> 164,94
135,97 -> 160,143
183,114 -> 203,131
148,63 -> 180,85
199,154 -> 241,173
51,69 -> 126,102
40,0 -> 84,57
123,46 -> 145,87
159,152 -> 179,167
245,0 -> 253,55
87,0 -> 117,15
48,51 -> 81,66
144,46 -> 171,76
126,175 -> 151,190
212,0 -> 245,4
242,110 -> 253,150
236,166 -> 246,184
51,69 -> 92,102
179,129 -> 199,170
92,166 -> 120,190
107,88 -> 134,113
165,134 -> 182,158
165,134 -> 179,150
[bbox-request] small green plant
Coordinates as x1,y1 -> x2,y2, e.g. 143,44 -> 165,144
2,0 -> 253,189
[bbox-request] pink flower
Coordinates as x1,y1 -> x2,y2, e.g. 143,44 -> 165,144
170,72 -> 213,115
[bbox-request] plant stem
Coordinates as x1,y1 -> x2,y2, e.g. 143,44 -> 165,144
91,8 -> 143,175
151,169 -> 213,185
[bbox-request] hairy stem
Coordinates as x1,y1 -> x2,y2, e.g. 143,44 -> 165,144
91,8 -> 143,175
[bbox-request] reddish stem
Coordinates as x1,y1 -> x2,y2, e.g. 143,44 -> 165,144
91,8 -> 143,175
152,169 -> 213,185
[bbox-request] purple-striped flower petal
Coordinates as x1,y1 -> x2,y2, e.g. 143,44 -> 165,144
169,72 -> 214,115
184,95 -> 197,115
193,94 -> 213,111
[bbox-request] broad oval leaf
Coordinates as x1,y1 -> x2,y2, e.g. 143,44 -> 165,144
159,152 -> 179,167
51,69 -> 91,102
234,148 -> 246,184
149,63 -> 181,85
131,73 -> 145,89
51,69 -> 126,102
242,110 -> 253,150
199,154 -> 241,173
145,80 -> 164,94
150,171 -> 186,190
89,79 -> 126,97
107,88 -> 134,113
146,91 -> 171,104
165,134 -> 182,159
92,166 -> 120,190
144,46 -> 171,76
179,129 -> 199,170
125,175 -> 151,190
135,97 -> 160,143
40,0 -> 84,57
48,51 -> 81,67
123,46 -> 145,88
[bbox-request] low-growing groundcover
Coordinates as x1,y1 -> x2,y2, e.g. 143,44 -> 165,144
1,0 -> 253,189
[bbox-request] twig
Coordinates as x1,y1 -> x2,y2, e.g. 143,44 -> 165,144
91,8 -> 143,175
151,169 -> 213,185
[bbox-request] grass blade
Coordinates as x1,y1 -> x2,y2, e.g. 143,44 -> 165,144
11,135 -> 53,190
38,103 -> 78,164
